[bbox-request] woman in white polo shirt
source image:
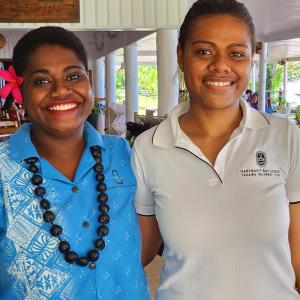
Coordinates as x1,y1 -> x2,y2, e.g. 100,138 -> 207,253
131,0 -> 300,299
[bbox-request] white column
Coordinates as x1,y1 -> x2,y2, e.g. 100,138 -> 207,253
157,29 -> 179,116
93,57 -> 106,133
105,51 -> 116,103
124,42 -> 139,122
251,62 -> 256,92
94,57 -> 105,98
258,42 -> 268,112
283,60 -> 288,100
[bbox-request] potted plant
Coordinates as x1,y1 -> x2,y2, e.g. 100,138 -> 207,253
87,101 -> 104,129
295,105 -> 300,127
276,97 -> 291,115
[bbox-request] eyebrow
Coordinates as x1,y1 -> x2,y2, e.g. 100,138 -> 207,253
191,40 -> 249,49
29,65 -> 84,76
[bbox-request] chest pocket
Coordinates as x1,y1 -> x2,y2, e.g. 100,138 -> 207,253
105,167 -> 136,190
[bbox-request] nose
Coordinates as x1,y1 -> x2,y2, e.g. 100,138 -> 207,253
208,53 -> 231,73
50,80 -> 72,98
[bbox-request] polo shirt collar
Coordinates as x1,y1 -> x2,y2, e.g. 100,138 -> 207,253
239,98 -> 271,129
7,123 -> 38,162
152,99 -> 270,148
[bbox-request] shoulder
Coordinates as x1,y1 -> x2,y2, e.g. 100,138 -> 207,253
102,134 -> 128,146
264,113 -> 294,129
101,134 -> 132,158
261,113 -> 300,144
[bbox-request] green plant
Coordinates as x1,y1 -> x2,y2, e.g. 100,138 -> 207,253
91,102 -> 104,115
277,97 -> 289,108
295,105 -> 300,126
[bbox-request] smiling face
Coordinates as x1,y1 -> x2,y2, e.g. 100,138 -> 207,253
178,14 -> 253,110
22,44 -> 93,137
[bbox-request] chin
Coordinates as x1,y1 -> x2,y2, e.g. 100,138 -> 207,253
194,96 -> 239,109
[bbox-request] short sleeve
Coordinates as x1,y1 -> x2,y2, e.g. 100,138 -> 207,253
286,122 -> 300,203
131,141 -> 155,215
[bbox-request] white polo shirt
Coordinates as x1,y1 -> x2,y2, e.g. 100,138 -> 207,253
132,100 -> 300,300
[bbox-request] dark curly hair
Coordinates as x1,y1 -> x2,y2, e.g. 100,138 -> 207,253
179,0 -> 255,53
12,26 -> 88,75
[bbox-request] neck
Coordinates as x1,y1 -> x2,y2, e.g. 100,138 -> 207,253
30,126 -> 86,181
180,101 -> 242,137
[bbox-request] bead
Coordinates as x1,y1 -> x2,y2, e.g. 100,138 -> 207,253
35,186 -> 46,196
90,146 -> 101,158
94,163 -> 103,173
71,186 -> 79,193
87,250 -> 99,262
59,241 -> 70,253
43,211 -> 55,222
97,183 -> 106,192
31,174 -> 43,186
65,251 -> 78,263
24,157 -> 38,164
97,192 -> 108,203
25,149 -> 110,268
50,224 -> 63,237
96,173 -> 105,182
82,221 -> 89,228
76,256 -> 89,267
28,164 -> 39,173
98,213 -> 109,224
40,199 -> 50,210
95,157 -> 102,163
97,225 -> 109,236
99,203 -> 109,213
94,238 -> 105,250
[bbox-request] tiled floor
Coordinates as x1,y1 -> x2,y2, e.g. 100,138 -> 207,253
144,255 -> 163,299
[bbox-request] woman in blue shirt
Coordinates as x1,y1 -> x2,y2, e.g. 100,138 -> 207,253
0,26 -> 149,300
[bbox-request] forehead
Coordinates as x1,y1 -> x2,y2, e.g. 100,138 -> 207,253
187,14 -> 252,46
26,44 -> 83,72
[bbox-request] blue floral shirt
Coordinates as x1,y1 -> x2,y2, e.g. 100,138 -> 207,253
0,123 -> 149,300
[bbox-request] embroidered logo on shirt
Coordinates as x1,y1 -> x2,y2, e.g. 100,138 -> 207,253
256,151 -> 267,167
112,169 -> 123,184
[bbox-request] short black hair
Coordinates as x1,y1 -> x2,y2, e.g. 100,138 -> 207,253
178,0 -> 255,53
12,26 -> 88,75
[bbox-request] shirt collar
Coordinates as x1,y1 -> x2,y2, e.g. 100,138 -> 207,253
7,122 -> 107,163
152,99 -> 270,148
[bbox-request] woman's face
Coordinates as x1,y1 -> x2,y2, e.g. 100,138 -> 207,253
178,14 -> 253,110
22,44 -> 93,136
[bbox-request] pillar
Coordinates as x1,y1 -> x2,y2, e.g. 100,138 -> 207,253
124,42 -> 139,122
156,29 -> 179,116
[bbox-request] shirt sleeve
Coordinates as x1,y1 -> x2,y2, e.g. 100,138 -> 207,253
286,122 -> 300,203
131,141 -> 155,215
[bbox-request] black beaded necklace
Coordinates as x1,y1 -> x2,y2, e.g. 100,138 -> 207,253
24,145 -> 109,269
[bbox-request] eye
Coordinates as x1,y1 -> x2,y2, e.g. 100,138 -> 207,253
66,73 -> 81,81
33,78 -> 51,86
195,48 -> 213,56
230,51 -> 245,58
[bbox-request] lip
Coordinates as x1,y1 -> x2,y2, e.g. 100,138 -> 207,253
45,99 -> 82,114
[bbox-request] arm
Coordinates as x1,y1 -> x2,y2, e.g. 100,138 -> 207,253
131,135 -> 162,266
139,215 -> 162,266
289,203 -> 300,291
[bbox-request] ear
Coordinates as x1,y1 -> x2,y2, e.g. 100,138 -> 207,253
177,45 -> 184,71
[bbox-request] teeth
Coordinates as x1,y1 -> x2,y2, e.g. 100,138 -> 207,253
205,81 -> 231,87
49,103 -> 77,111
